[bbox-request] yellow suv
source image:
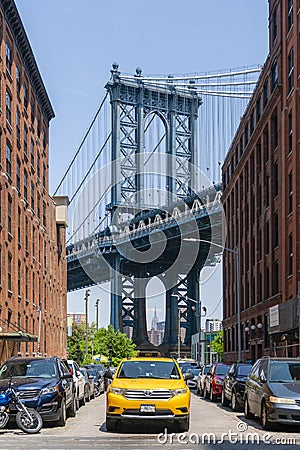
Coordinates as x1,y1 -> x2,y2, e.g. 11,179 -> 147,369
105,357 -> 192,432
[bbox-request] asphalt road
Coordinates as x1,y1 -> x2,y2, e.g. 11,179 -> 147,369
0,392 -> 298,449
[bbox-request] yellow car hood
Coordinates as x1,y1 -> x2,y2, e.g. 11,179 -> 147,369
111,378 -> 186,390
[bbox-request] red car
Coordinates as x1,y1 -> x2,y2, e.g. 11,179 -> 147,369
203,363 -> 230,402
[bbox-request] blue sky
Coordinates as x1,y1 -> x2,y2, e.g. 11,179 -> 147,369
15,0 -> 269,328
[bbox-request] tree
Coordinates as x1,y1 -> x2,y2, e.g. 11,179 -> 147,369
211,330 -> 223,360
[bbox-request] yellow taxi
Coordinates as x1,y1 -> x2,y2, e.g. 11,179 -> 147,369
105,357 -> 192,432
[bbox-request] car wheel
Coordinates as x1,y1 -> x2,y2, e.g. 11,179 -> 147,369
231,392 -> 240,412
261,401 -> 273,430
177,415 -> 190,432
68,394 -> 77,418
244,396 -> 254,419
57,398 -> 67,427
221,389 -> 230,406
106,417 -> 117,432
210,388 -> 217,402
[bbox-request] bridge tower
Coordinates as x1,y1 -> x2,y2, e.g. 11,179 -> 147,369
105,63 -> 203,353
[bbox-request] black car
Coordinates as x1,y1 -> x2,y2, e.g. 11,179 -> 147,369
86,368 -> 104,396
84,363 -> 107,390
221,363 -> 252,411
0,357 -> 76,426
244,357 -> 300,429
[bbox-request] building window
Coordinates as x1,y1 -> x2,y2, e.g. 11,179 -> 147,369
43,202 -> 46,228
265,267 -> 269,299
244,123 -> 249,146
42,129 -> 47,150
16,65 -> 21,95
23,84 -> 28,109
288,112 -> 293,152
250,111 -> 254,135
30,139 -> 35,169
16,158 -> 21,191
263,79 -> 268,107
273,260 -> 279,295
272,9 -> 277,42
18,260 -> 21,297
288,0 -> 293,32
5,42 -> 12,73
18,206 -> 21,245
30,98 -> 35,125
43,165 -> 46,189
6,90 -> 12,125
24,170 -> 28,202
37,153 -> 41,180
24,124 -> 28,157
6,141 -> 12,178
31,182 -> 35,212
256,96 -> 261,122
8,252 -> 12,292
37,193 -> 41,219
263,127 -> 269,163
16,108 -> 21,143
266,176 -> 270,207
265,221 -> 269,255
25,218 -> 28,252
8,194 -> 12,235
37,117 -> 41,137
288,48 -> 294,93
25,266 -> 28,301
274,161 -> 278,197
271,60 -> 278,91
288,171 -> 293,213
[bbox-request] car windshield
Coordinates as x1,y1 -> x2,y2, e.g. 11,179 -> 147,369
0,360 -> 58,379
117,361 -> 180,379
215,365 -> 229,376
269,362 -> 300,383
237,365 -> 252,377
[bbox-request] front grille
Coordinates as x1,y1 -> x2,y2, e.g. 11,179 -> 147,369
124,389 -> 172,400
123,409 -> 173,416
18,389 -> 40,399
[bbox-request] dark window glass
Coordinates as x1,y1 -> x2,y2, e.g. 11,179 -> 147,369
16,108 -> 21,142
271,60 -> 278,91
288,0 -> 293,31
24,125 -> 28,157
288,48 -> 294,93
8,194 -> 12,235
16,158 -> 21,191
263,79 -> 268,107
288,171 -> 293,213
272,9 -> 277,42
6,141 -> 12,178
24,170 -> 28,201
8,252 -> 12,291
274,162 -> 278,197
256,96 -> 261,122
6,42 -> 12,73
23,84 -> 28,109
288,112 -> 293,152
6,90 -> 12,125
16,65 -> 21,95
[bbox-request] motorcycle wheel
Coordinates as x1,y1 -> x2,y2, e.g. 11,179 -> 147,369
16,408 -> 43,434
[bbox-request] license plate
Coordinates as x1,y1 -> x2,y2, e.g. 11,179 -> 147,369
140,404 -> 156,413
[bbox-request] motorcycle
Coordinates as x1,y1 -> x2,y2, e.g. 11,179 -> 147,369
0,380 -> 43,433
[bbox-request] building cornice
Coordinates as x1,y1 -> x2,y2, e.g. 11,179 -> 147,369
0,0 -> 55,123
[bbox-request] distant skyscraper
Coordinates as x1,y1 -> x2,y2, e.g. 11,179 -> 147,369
205,319 -> 222,333
151,306 -> 159,330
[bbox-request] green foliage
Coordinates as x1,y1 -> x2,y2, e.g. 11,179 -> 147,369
67,324 -> 137,367
211,330 -> 224,360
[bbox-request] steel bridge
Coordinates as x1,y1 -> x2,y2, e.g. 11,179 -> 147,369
56,63 -> 261,355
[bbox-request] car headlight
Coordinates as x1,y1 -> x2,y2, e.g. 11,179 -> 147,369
109,387 -> 126,396
269,396 -> 296,405
40,385 -> 59,395
170,388 -> 188,396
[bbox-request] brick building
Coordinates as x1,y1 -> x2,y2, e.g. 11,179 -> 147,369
222,0 -> 300,363
0,0 -> 68,362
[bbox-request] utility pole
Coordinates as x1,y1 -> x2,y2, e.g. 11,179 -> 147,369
95,299 -> 100,331
85,290 -> 90,357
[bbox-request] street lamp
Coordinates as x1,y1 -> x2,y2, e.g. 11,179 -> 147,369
184,238 -> 242,362
95,299 -> 100,331
84,289 -> 90,357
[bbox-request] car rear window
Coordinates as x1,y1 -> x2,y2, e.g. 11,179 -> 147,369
237,365 -> 252,377
117,361 -> 180,379
215,365 -> 229,376
269,362 -> 300,382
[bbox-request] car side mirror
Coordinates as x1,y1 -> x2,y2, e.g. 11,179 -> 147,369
183,372 -> 194,381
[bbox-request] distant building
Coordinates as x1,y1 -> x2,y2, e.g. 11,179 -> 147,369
0,0 -> 68,363
67,313 -> 86,327
205,319 -> 222,333
148,307 -> 164,346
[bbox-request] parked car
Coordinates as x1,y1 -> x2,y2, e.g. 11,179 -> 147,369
204,363 -> 230,402
62,359 -> 85,407
84,363 -> 107,390
105,357 -> 193,432
86,368 -> 104,396
80,367 -> 95,402
244,357 -> 300,430
185,368 -> 201,390
196,364 -> 211,396
178,361 -> 199,374
221,363 -> 252,411
0,357 -> 76,426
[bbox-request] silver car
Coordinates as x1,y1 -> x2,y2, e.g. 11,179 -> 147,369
196,364 -> 211,397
